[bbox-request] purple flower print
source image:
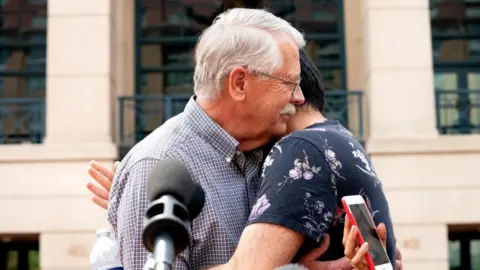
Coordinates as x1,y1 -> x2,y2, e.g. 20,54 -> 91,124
303,171 -> 313,180
302,192 -> 333,240
289,168 -> 303,180
277,151 -> 321,192
324,212 -> 333,222
325,149 -> 336,164
249,194 -> 271,220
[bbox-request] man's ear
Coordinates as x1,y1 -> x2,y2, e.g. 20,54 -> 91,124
228,66 -> 248,101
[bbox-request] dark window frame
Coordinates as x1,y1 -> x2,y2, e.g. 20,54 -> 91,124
129,0 -> 357,145
448,230 -> 480,270
431,0 -> 480,135
0,237 -> 39,270
0,0 -> 47,144
135,0 -> 347,93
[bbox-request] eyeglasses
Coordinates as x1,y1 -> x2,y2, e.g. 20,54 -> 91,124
257,72 -> 300,97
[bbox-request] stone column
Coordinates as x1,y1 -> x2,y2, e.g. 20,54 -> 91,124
40,1 -> 117,269
44,0 -> 114,145
363,0 -> 438,140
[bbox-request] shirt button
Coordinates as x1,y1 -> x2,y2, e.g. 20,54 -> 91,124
226,157 -> 232,163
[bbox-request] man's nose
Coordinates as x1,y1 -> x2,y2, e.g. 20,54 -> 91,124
291,87 -> 305,105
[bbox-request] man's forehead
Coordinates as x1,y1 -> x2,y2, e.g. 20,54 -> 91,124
286,70 -> 301,81
279,43 -> 300,80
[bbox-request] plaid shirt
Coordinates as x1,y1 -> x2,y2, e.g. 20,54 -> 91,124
108,96 -> 264,270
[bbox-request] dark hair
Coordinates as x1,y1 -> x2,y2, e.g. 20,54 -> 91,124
299,49 -> 325,112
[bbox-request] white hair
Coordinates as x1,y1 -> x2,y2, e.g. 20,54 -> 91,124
193,8 -> 306,99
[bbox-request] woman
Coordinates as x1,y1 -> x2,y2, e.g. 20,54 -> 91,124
86,161 -> 401,270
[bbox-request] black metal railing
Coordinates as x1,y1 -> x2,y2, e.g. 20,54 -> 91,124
0,98 -> 45,144
324,90 -> 364,143
118,91 -> 364,146
435,89 -> 480,135
118,94 -> 191,146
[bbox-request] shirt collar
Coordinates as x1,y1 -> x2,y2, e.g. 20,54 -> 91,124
184,96 -> 239,162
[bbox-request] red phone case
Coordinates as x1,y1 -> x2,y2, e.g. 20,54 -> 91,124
341,198 -> 377,270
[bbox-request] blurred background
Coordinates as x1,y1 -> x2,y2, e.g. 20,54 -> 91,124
0,0 -> 479,269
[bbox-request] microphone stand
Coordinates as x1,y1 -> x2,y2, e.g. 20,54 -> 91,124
153,234 -> 175,270
143,257 -> 155,270
142,234 -> 175,270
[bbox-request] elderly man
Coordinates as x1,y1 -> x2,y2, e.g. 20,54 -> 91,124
108,8 -> 306,270
89,46 -> 404,268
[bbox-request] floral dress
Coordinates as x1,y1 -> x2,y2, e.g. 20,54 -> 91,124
247,120 -> 396,266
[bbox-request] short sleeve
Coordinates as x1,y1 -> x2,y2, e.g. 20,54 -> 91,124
247,136 -> 337,243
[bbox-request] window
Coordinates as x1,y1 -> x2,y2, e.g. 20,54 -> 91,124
448,226 -> 480,270
0,0 -> 47,144
137,0 -> 345,93
431,0 -> 480,134
0,235 -> 39,270
128,0 -> 350,144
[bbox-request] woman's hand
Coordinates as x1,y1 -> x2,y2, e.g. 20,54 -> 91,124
342,215 -> 388,270
85,160 -> 118,210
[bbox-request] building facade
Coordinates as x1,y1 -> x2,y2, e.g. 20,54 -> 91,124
0,0 -> 479,269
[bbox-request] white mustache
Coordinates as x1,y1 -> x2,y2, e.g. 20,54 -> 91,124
280,104 -> 296,116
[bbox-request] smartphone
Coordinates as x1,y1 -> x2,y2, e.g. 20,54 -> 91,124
341,195 -> 393,270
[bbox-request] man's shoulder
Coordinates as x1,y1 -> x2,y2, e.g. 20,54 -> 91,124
121,113 -> 219,172
111,115 -> 193,193
127,114 -> 196,159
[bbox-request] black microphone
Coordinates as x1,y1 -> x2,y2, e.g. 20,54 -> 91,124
142,159 -> 206,270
